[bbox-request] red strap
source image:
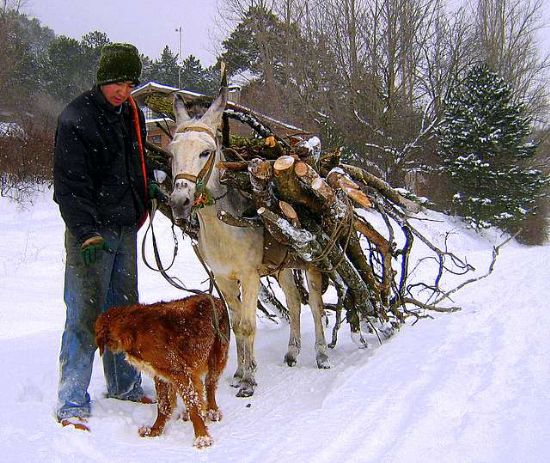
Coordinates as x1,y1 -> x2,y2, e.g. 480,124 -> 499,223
128,95 -> 149,227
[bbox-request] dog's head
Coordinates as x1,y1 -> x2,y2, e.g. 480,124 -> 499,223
95,310 -> 122,356
95,308 -> 136,355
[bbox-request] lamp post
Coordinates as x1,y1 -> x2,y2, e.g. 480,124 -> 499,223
175,26 -> 182,89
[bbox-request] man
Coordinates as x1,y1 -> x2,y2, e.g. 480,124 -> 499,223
53,43 -> 159,431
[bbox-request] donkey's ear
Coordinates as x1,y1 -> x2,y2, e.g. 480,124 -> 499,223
200,87 -> 228,129
173,94 -> 191,125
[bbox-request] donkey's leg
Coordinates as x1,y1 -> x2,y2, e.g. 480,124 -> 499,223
213,276 -> 245,388
233,275 -> 261,397
278,269 -> 302,367
306,268 -> 330,369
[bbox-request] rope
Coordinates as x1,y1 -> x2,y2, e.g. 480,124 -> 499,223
128,95 -> 149,228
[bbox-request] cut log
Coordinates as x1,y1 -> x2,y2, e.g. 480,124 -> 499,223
217,161 -> 249,171
249,158 -> 274,211
272,156 -> 319,210
295,161 -> 336,206
257,207 -> 312,248
218,210 -> 262,228
279,200 -> 300,227
326,169 -> 372,209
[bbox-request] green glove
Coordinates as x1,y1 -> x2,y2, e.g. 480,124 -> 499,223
80,235 -> 108,265
148,182 -> 167,203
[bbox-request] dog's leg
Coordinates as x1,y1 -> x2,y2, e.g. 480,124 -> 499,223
205,333 -> 229,421
175,373 -> 212,448
139,377 -> 176,437
306,268 -> 330,369
278,268 -> 302,367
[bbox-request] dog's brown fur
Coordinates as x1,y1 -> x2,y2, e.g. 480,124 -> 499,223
95,295 -> 229,448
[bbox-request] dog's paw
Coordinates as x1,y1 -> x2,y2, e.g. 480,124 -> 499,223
138,425 -> 162,437
207,409 -> 223,421
194,434 -> 213,448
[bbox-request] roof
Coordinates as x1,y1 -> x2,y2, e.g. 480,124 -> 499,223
132,81 -> 310,136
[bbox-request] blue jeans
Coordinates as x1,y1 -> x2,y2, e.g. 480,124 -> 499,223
57,226 -> 144,420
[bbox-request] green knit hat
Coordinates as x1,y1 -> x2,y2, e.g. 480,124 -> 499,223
96,43 -> 142,86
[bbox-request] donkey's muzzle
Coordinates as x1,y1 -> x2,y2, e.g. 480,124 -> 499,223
170,189 -> 192,225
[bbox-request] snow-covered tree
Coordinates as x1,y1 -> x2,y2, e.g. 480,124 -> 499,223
438,64 -> 548,233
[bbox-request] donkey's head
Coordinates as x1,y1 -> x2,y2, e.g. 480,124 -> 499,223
168,88 -> 228,225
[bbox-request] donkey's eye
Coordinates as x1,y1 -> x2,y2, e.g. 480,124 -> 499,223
199,150 -> 211,158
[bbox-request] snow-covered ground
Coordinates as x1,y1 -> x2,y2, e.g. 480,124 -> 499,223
0,189 -> 548,463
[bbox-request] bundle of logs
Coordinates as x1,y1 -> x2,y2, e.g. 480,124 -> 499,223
143,93 -> 479,346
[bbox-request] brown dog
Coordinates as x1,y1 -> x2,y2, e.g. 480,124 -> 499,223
95,295 -> 229,448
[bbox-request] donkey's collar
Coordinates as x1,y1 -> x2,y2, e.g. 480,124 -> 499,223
176,124 -> 217,141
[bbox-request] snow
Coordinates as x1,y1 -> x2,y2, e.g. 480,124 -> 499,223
0,122 -> 25,139
1,189 -> 549,462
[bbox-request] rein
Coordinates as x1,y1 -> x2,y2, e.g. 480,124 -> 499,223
141,200 -> 230,343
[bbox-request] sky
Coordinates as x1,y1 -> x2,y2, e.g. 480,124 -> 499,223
24,0 -> 222,65
23,0 -> 550,66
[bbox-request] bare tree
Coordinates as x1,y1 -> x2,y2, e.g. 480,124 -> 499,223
470,0 -> 550,122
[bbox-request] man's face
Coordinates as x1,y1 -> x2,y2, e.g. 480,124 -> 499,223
100,81 -> 135,107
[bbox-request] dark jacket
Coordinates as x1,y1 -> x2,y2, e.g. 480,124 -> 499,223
53,86 -> 149,244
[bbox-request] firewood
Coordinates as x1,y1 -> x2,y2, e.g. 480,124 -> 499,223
279,200 -> 300,227
217,210 -> 262,228
272,156 -> 319,211
340,164 -> 421,212
257,208 -> 376,323
249,158 -> 274,211
294,161 -> 335,206
143,96 -> 485,341
219,170 -> 252,193
256,207 -> 311,247
326,169 -> 373,208
217,161 -> 248,171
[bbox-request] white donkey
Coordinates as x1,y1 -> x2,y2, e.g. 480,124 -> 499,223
168,87 -> 329,397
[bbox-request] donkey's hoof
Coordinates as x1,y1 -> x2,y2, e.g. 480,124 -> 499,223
316,353 -> 331,369
231,370 -> 244,388
236,381 -> 255,397
284,353 -> 297,367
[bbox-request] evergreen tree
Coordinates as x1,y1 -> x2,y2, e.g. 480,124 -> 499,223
80,31 -> 110,85
0,9 -> 55,107
438,65 -> 548,233
44,36 -> 88,102
143,45 -> 180,88
218,5 -> 285,84
180,55 -> 218,95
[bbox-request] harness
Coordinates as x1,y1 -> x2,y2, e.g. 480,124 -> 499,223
172,124 -> 218,209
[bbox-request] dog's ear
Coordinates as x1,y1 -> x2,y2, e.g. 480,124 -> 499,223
94,317 -> 108,356
97,337 -> 106,356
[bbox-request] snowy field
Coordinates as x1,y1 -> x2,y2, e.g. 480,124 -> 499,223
0,188 -> 548,463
